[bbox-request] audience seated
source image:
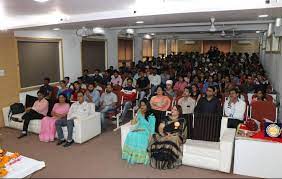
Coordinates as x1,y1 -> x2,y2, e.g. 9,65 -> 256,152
111,70 -> 123,87
39,94 -> 70,142
99,84 -> 118,130
150,86 -> 171,132
165,80 -> 175,98
136,70 -> 150,102
194,86 -> 222,115
63,77 -> 72,89
84,83 -> 100,109
224,88 -> 246,120
55,91 -> 95,147
148,68 -> 161,95
71,81 -> 85,102
173,76 -> 188,95
18,90 -> 49,139
177,87 -> 196,116
120,78 -> 137,122
39,77 -> 53,100
148,105 -> 186,169
57,80 -> 73,100
122,99 -> 156,165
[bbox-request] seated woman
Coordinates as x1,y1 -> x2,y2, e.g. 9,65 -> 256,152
57,80 -> 73,100
148,105 -> 186,170
190,84 -> 201,102
173,76 -> 188,94
150,86 -> 171,132
39,94 -> 70,142
122,99 -> 156,165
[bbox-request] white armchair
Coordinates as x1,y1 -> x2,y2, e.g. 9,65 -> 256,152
120,122 -> 132,150
182,117 -> 236,173
2,105 -> 101,144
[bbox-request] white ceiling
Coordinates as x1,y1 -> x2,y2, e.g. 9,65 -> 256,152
0,0 -> 282,30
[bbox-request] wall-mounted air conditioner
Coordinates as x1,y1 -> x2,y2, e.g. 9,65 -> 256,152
184,40 -> 195,45
237,40 -> 251,45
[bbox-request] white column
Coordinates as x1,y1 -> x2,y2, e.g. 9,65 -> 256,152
153,38 -> 159,58
134,36 -> 143,63
105,30 -> 118,69
167,39 -> 172,55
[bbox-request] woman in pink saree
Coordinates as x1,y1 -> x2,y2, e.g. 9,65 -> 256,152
39,94 -> 70,142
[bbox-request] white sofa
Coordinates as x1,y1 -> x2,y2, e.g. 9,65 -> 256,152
182,117 -> 236,173
2,105 -> 101,144
120,117 -> 235,173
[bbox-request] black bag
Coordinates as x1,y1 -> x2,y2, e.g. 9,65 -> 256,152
8,103 -> 25,121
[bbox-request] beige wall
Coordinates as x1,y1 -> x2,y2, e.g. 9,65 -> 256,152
0,32 -> 20,127
177,40 -> 202,53
231,40 -> 259,54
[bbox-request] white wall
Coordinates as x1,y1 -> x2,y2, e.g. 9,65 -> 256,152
14,30 -> 82,83
260,33 -> 282,121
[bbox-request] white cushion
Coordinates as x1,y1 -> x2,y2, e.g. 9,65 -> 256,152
184,140 -> 220,159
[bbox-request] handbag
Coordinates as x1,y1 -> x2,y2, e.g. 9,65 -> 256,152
8,103 -> 25,122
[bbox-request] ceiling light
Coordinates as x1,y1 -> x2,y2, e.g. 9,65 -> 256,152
136,21 -> 144,24
150,33 -> 155,36
144,34 -> 152,39
258,14 -> 269,18
126,28 -> 134,34
33,0 -> 49,3
275,18 -> 282,27
53,28 -> 60,31
93,27 -> 104,34
256,31 -> 261,33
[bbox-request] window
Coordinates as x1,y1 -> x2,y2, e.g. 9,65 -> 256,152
142,39 -> 152,59
118,38 -> 133,67
81,39 -> 106,73
17,39 -> 62,89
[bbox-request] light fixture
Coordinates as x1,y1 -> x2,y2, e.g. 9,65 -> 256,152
136,21 -> 144,24
33,0 -> 49,2
267,23 -> 273,37
258,14 -> 269,18
53,28 -> 60,31
144,34 -> 152,39
126,28 -> 134,34
256,31 -> 261,33
150,33 -> 155,36
93,27 -> 104,34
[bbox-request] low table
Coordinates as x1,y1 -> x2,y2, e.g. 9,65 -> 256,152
3,152 -> 45,178
233,136 -> 282,178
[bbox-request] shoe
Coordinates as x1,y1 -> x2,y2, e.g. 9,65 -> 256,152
63,140 -> 74,148
17,133 -> 27,139
56,140 -> 66,145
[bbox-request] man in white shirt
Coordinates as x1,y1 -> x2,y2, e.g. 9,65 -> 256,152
178,87 -> 196,115
224,88 -> 246,121
148,68 -> 161,95
55,91 -> 95,147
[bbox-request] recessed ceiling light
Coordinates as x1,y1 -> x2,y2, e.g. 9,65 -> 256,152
258,14 -> 269,18
53,28 -> 60,31
33,0 -> 49,2
144,34 -> 152,39
136,21 -> 144,24
256,31 -> 260,33
150,33 -> 155,36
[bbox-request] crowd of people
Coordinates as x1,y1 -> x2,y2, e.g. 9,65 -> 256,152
17,46 -> 275,169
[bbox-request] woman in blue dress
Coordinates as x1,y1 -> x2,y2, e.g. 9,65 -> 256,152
122,99 -> 156,165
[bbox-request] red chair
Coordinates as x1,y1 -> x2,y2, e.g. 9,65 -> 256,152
250,101 -> 277,122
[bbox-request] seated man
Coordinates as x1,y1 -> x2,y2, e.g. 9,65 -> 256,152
177,87 -> 196,116
136,70 -> 150,102
120,78 -> 137,122
55,91 -> 95,147
111,70 -> 123,87
194,86 -> 222,115
84,83 -> 100,109
99,84 -> 118,130
148,68 -> 161,95
18,90 -> 49,139
39,77 -> 53,100
224,88 -> 246,127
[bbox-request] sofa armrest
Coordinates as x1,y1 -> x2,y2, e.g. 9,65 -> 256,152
2,107 -> 11,127
74,112 -> 101,144
219,128 -> 236,173
120,122 -> 132,150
